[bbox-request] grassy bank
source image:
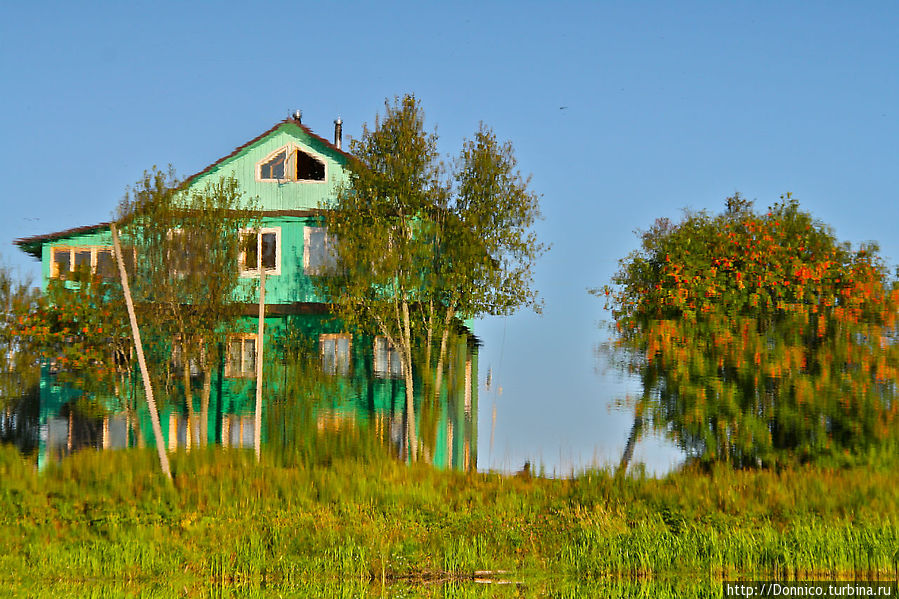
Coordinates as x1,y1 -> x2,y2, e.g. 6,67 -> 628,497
1,443 -> 897,591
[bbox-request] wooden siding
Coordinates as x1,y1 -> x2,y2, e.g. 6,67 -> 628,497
186,123 -> 347,212
42,215 -> 332,304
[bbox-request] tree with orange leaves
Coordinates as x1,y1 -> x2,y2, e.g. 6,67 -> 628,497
597,194 -> 899,468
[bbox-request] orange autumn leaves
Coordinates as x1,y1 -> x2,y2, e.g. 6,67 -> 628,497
603,196 -> 899,467
16,270 -> 131,387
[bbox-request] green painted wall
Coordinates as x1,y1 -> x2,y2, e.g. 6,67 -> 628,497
188,123 -> 347,212
35,313 -> 479,472
39,214 -> 334,304
232,214 -> 329,304
37,121 -> 347,302
39,228 -> 113,291
28,120 -> 479,471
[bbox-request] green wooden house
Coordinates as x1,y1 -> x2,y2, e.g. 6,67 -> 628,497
14,114 -> 478,469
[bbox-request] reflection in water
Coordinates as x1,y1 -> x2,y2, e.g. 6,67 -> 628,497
8,576 -> 727,598
4,328 -> 478,472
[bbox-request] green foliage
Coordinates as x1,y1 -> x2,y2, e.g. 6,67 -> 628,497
324,95 -> 442,341
449,124 -> 545,317
115,168 -> 259,442
118,168 -> 258,371
0,260 -> 41,406
1,446 -> 898,594
323,95 -> 544,457
16,260 -> 133,407
598,195 -> 899,467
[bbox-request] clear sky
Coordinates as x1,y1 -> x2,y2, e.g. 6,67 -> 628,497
2,2 -> 897,474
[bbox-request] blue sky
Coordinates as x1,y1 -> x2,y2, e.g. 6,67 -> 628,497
2,2 -> 897,473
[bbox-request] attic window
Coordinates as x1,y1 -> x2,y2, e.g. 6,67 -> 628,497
296,150 -> 325,180
260,150 -> 287,180
257,145 -> 326,182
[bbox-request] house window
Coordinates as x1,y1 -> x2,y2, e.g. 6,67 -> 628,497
257,145 -> 326,182
51,246 -> 118,280
171,336 -> 202,377
225,335 -> 257,378
304,226 -> 337,275
373,336 -> 404,379
320,333 -> 351,375
96,249 -> 116,279
52,248 -> 71,279
74,249 -> 92,271
167,229 -> 204,276
240,227 -> 281,276
222,414 -> 255,448
260,149 -> 287,180
296,150 -> 325,181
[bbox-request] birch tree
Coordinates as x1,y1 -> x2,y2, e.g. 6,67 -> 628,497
324,96 -> 443,460
118,168 -> 258,447
324,95 -> 545,459
427,124 -> 544,400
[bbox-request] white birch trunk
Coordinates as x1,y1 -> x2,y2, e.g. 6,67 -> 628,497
401,299 -> 417,461
110,223 -> 172,481
254,258 -> 266,462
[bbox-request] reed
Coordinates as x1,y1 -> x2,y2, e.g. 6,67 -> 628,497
1,442 -> 897,595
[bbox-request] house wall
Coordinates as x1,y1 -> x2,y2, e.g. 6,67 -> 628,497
38,123 -> 346,303
35,312 -> 479,471
39,228 -> 114,291
188,123 -> 348,212
233,214 -> 329,304
39,215 -> 331,304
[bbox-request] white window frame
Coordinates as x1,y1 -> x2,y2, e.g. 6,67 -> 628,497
224,333 -> 258,378
222,414 -> 256,448
239,227 -> 281,277
171,335 -> 203,377
255,143 -> 328,184
320,333 -> 352,375
373,336 -> 404,379
50,245 -> 117,279
303,226 -> 337,275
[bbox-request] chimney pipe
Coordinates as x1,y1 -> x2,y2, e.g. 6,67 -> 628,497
334,117 -> 342,150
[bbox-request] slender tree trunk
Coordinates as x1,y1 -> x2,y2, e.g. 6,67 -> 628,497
126,367 -> 145,448
617,409 -> 643,476
401,299 -> 417,461
424,300 -> 434,376
433,305 -> 455,402
254,264 -> 266,462
200,358 -> 212,447
181,359 -> 196,448
111,223 -> 171,481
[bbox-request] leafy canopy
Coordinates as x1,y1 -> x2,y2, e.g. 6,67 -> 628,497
322,95 -> 544,459
599,195 -> 899,467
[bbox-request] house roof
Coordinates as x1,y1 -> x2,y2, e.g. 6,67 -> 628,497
180,116 -> 352,187
14,222 -> 113,259
13,116 -> 346,260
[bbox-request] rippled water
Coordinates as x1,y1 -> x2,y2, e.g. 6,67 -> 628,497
5,576 -> 731,598
1,334 -> 479,472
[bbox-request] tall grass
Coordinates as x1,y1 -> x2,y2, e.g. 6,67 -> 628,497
1,442 -> 897,594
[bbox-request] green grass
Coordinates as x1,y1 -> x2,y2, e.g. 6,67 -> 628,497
1,441 -> 897,595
